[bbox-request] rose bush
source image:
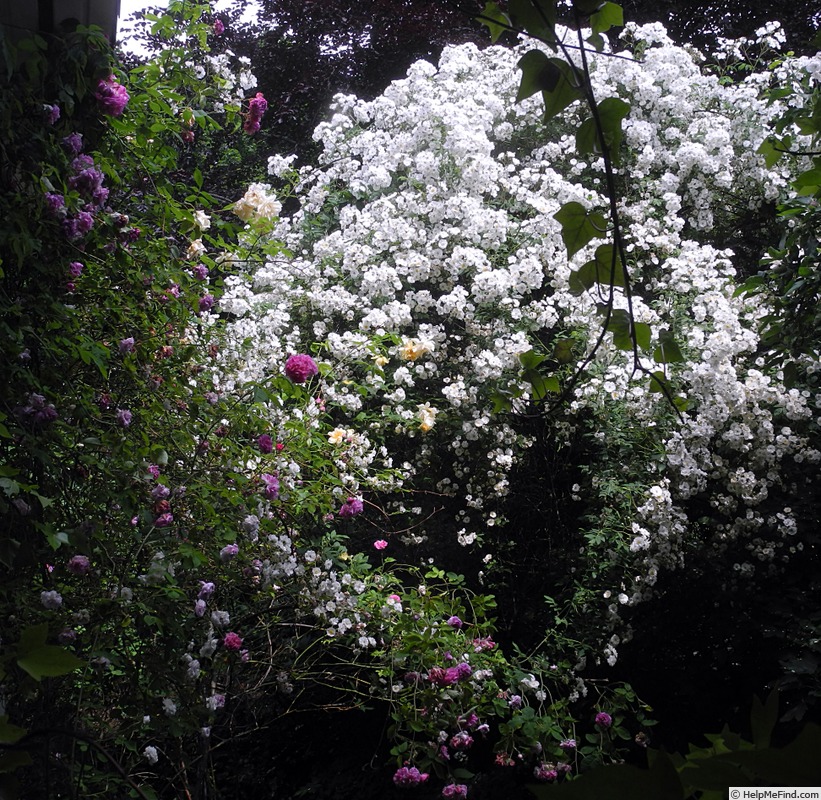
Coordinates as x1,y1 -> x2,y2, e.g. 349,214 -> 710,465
3,1 -> 821,797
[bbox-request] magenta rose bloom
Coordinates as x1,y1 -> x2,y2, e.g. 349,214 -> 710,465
284,354 -> 318,383
223,631 -> 243,651
339,496 -> 363,518
595,711 -> 613,729
393,766 -> 429,787
257,434 -> 274,454
67,555 -> 91,575
95,76 -> 129,117
261,473 -> 279,500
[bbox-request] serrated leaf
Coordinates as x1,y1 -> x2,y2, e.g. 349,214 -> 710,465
590,1 -> 624,35
554,202 -> 608,258
477,1 -> 510,42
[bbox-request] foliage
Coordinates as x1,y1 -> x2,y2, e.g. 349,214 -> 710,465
2,1 -> 821,798
528,693 -> 821,798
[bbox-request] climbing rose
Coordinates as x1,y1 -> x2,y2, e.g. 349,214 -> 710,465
220,544 -> 239,563
261,473 -> 279,500
446,615 -> 463,629
243,92 -> 268,134
40,590 -> 63,609
95,76 -> 129,116
339,496 -> 364,518
223,632 -> 243,651
284,354 -> 318,383
198,581 -> 216,600
533,763 -> 559,782
257,434 -> 274,453
373,539 -> 388,550
213,18 -> 224,35
67,555 -> 91,576
595,712 -> 613,729
393,766 -> 429,787
62,132 -> 83,154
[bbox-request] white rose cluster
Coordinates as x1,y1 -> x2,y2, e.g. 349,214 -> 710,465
208,26 -> 819,651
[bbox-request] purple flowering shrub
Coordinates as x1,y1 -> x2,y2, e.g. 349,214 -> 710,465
351,568 -> 646,788
0,7 -> 404,798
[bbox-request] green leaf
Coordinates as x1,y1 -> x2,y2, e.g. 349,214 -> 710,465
648,370 -> 668,394
516,50 -> 560,103
750,690 -> 779,750
524,369 -> 560,400
542,58 -> 585,120
572,0 -> 604,14
508,0 -> 556,43
590,1 -> 624,35
477,1 -> 510,42
527,748 -> 683,799
519,350 -> 546,370
577,97 -> 631,162
606,309 -> 633,351
553,339 -> 575,363
19,623 -> 47,651
757,136 -> 782,168
0,751 -> 32,774
793,168 -> 821,191
653,329 -> 685,364
17,645 -> 84,681
46,530 -> 70,550
569,243 -> 624,294
569,260 -> 599,294
0,716 -> 26,745
633,322 -> 652,351
554,202 -> 608,258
